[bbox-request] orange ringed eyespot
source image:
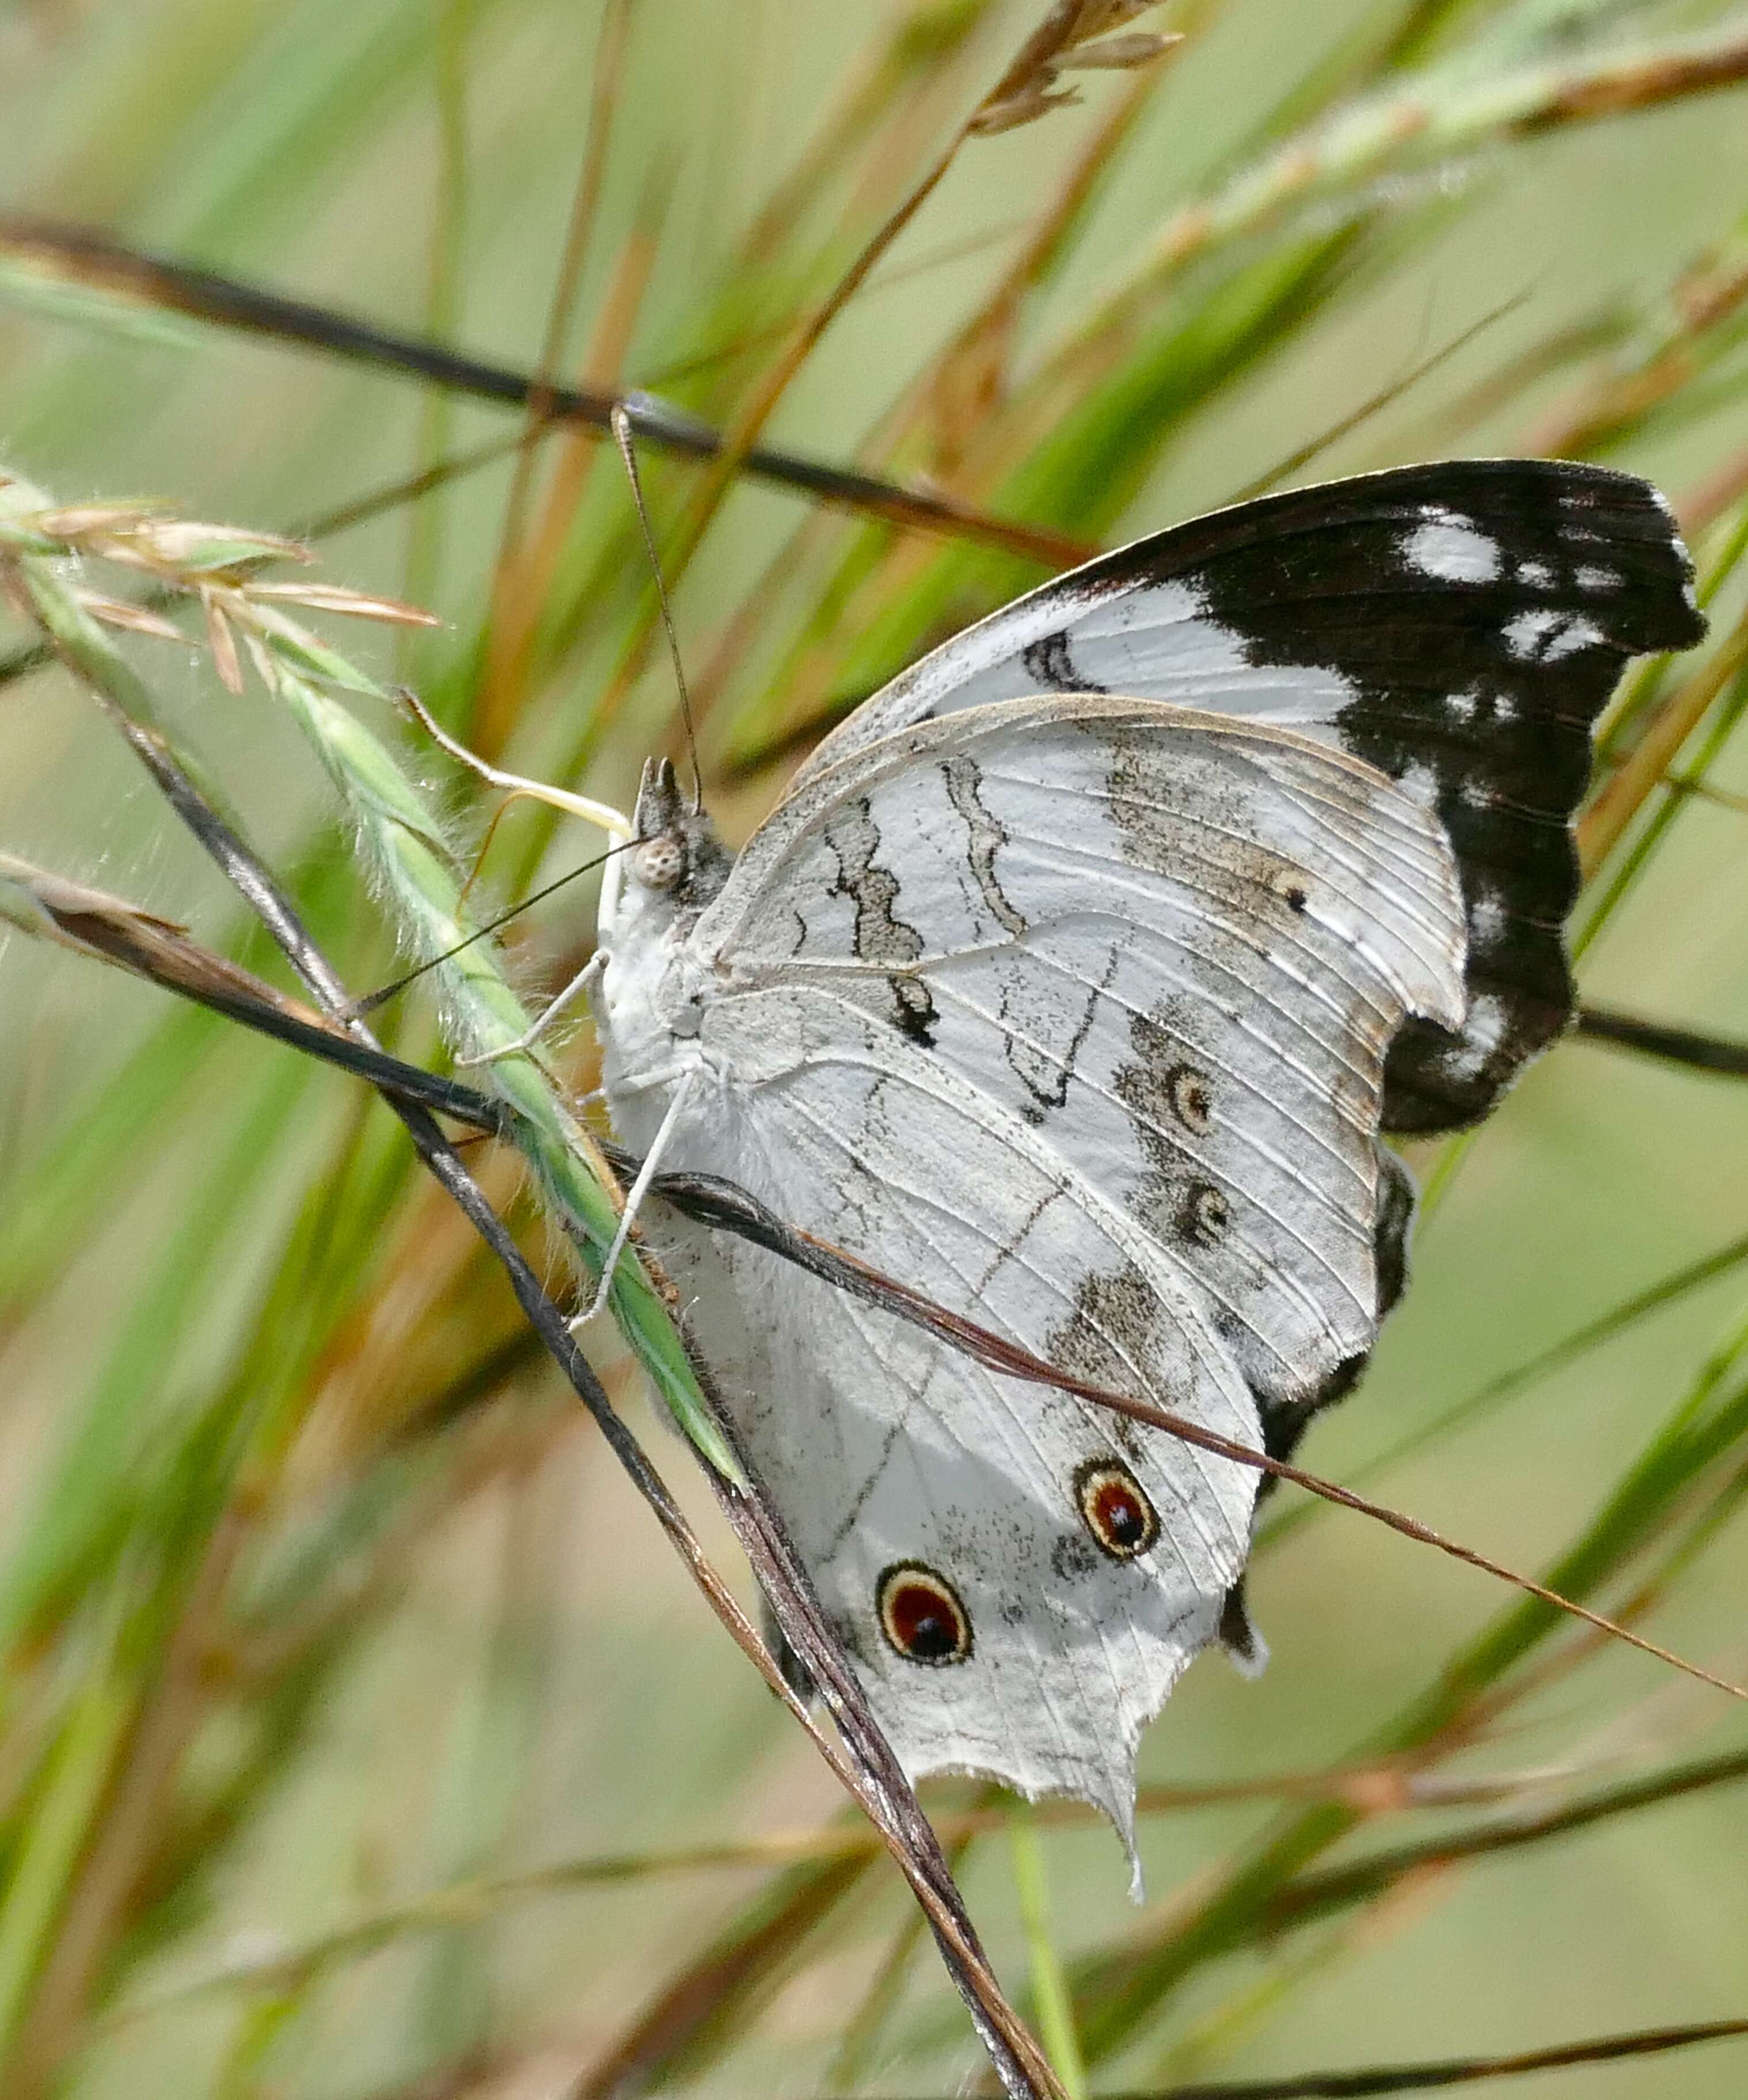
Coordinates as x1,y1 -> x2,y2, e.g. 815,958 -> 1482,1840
1074,1460 -> 1159,1561
1166,1063 -> 1212,1135
876,1562 -> 971,1666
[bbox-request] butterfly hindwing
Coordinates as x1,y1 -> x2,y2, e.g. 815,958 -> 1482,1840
801,461 -> 1703,1132
639,988 -> 1264,1845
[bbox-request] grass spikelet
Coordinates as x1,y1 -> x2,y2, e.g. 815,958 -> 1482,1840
0,471 -> 740,1485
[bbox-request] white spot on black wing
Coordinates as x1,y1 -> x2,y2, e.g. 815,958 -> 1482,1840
1403,509 -> 1500,583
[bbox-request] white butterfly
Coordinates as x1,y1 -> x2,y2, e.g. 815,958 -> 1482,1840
588,461 -> 1701,1862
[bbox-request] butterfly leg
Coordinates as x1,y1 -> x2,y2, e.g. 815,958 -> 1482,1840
573,1059 -> 695,1111
571,1072 -> 696,1327
455,951 -> 605,1067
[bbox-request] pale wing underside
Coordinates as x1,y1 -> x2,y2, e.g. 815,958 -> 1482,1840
645,999 -> 1261,1843
650,699 -> 1465,1828
704,699 -> 1465,1423
799,462 -> 1701,1131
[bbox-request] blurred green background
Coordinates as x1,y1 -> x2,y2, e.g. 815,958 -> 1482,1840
2,2 -> 1748,2096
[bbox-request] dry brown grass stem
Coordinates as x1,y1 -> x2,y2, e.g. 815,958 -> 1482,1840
1526,261 -> 1748,460
476,165 -> 671,753
707,2 -> 1171,493
582,2 -> 1168,752
927,52 -> 1175,464
736,1 -> 994,271
1578,599 -> 1748,877
476,0 -> 636,751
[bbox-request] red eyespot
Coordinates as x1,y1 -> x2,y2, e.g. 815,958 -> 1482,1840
1075,1460 -> 1159,1561
877,1563 -> 972,1666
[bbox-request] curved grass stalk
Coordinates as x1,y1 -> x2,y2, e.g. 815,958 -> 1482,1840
0,467 -> 740,1483
230,675 -> 742,1483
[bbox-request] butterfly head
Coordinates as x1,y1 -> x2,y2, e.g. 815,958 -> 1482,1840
625,757 -> 732,918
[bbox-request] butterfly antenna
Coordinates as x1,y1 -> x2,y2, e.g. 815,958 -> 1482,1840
348,836 -> 636,1017
611,400 -> 702,814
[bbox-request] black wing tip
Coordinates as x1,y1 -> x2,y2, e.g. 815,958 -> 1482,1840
1362,457 -> 1706,653
1202,456 -> 1708,661
1544,462 -> 1706,651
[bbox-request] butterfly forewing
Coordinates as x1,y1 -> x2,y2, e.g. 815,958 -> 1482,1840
799,461 -> 1703,1132
710,699 -> 1464,1424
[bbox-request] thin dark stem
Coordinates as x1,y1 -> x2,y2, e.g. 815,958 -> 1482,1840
1073,2015 -> 1748,2095
1575,1003 -> 1748,1079
0,216 -> 1092,568
1264,1743 -> 1748,1932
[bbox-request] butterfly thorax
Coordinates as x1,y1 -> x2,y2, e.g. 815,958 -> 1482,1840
593,758 -> 732,1133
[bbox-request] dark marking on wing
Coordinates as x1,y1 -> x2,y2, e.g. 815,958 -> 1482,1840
877,1562 -> 972,1665
1001,959 -> 1110,1123
1178,1181 -> 1230,1247
822,796 -> 937,1047
1044,1260 -> 1158,1398
1051,1531 -> 1101,1581
1022,629 -> 1106,693
1075,1458 -> 1159,1559
822,798 -> 924,965
1166,1064 -> 1213,1135
892,976 -> 939,1047
1112,1017 -> 1217,1169
941,754 -> 1028,938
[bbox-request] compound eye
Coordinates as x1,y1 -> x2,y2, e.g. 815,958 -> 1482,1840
632,834 -> 686,891
877,1562 -> 972,1667
1074,1460 -> 1159,1560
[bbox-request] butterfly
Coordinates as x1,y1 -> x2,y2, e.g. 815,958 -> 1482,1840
590,459 -> 1703,1864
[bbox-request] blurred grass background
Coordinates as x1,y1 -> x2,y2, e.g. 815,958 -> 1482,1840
2,1 -> 1748,2095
